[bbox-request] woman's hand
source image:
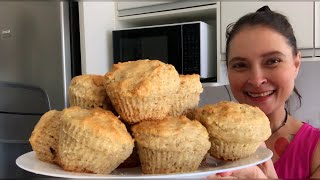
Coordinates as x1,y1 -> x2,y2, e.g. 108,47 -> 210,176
207,143 -> 277,179
207,164 -> 269,179
257,158 -> 278,178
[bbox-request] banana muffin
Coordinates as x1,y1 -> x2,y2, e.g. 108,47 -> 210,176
191,101 -> 271,161
29,110 -> 62,164
104,59 -> 180,124
168,74 -> 203,117
69,74 -> 114,111
57,106 -> 134,174
131,115 -> 210,174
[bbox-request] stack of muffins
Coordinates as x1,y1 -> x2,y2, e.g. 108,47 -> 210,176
103,60 -> 209,174
29,59 -> 271,175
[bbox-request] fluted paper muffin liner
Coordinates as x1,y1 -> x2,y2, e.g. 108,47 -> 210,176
209,137 -> 260,161
107,90 -> 173,124
58,121 -> 131,174
137,145 -> 205,174
69,92 -> 113,110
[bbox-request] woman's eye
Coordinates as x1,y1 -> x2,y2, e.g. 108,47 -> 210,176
230,62 -> 247,70
266,58 -> 281,66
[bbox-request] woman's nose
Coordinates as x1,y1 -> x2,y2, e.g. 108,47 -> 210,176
247,69 -> 267,87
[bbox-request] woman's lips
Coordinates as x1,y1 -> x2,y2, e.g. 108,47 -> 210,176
247,90 -> 274,97
246,90 -> 275,102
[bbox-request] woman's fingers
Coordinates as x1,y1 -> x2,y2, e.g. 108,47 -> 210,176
231,166 -> 267,178
257,160 -> 278,178
206,173 -> 236,179
207,165 -> 267,179
206,171 -> 233,179
206,143 -> 276,179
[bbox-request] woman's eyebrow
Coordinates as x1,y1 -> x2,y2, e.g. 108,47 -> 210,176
229,51 -> 285,63
261,51 -> 285,58
229,57 -> 246,64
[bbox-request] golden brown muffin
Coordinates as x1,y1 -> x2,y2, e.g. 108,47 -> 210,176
168,74 -> 203,117
69,74 -> 114,111
57,106 -> 134,174
29,110 -> 62,164
192,101 -> 271,161
131,115 -> 210,174
104,59 -> 180,124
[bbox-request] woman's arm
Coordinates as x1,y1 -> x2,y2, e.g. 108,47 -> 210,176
311,141 -> 320,178
311,166 -> 320,178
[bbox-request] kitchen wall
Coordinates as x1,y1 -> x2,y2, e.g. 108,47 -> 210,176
200,61 -> 320,128
291,61 -> 320,127
78,2 -> 115,75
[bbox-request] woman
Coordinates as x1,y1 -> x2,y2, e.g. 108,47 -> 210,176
209,6 -> 320,179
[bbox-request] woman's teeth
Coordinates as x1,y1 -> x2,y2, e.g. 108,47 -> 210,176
247,90 -> 274,97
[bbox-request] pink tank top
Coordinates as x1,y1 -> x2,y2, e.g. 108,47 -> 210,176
274,123 -> 320,179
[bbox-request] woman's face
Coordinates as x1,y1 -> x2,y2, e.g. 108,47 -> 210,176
227,26 -> 300,115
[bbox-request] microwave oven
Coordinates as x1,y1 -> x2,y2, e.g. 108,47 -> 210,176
112,21 -> 216,82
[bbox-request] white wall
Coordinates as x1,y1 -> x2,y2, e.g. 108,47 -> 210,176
78,2 -> 115,75
291,61 -> 320,127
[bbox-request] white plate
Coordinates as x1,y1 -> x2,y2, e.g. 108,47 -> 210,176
16,146 -> 272,179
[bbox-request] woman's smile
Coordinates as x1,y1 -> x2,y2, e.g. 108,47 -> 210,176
246,90 -> 275,102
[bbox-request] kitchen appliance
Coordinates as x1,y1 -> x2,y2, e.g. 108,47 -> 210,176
112,21 -> 216,82
0,1 -> 81,178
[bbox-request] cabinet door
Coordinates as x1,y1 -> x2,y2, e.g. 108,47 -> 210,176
117,2 -> 170,10
316,2 -> 320,56
117,2 -> 215,17
220,2 -> 314,58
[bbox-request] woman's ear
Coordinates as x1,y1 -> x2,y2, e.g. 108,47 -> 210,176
293,51 -> 301,78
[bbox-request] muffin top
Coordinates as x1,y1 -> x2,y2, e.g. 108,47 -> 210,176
178,74 -> 203,94
60,106 -> 134,150
131,116 -> 210,152
69,74 -> 108,102
104,59 -> 180,97
193,101 -> 271,143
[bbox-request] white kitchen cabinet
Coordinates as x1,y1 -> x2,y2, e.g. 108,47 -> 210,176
116,1 -> 215,17
315,2 -> 320,56
117,2 -> 170,10
117,1 -> 171,17
220,2 -> 314,59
